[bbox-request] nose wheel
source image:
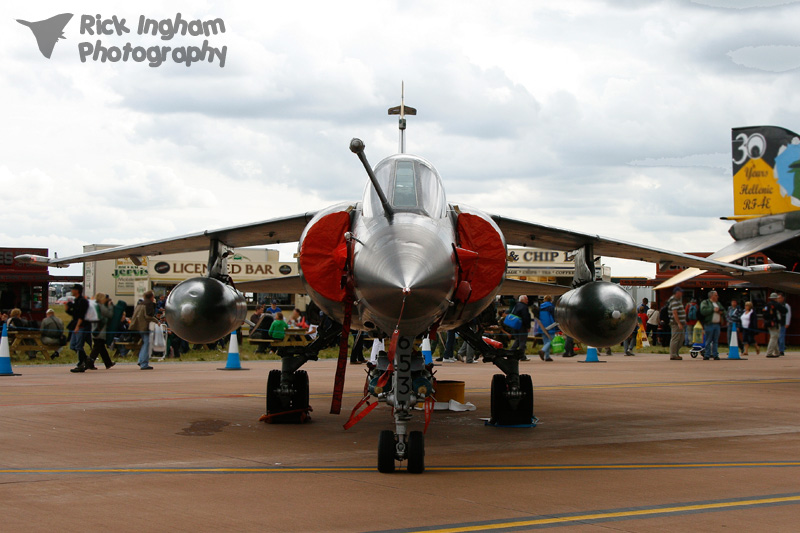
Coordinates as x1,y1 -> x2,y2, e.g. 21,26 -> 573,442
377,430 -> 396,473
377,430 -> 425,474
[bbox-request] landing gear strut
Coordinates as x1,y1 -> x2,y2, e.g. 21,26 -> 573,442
457,325 -> 534,425
377,430 -> 425,474
262,320 -> 342,423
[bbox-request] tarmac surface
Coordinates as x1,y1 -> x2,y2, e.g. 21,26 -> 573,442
2,351 -> 799,532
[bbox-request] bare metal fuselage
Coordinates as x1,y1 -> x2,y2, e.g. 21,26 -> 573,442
297,154 -> 506,337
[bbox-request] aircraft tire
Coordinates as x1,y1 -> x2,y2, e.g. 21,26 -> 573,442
406,431 -> 425,474
518,374 -> 534,425
266,369 -> 282,417
378,430 -> 396,473
291,370 -> 310,422
490,374 -> 510,425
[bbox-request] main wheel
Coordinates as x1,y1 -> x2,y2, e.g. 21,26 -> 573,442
490,374 -> 510,425
266,369 -> 282,417
517,374 -> 534,425
406,431 -> 425,474
378,430 -> 396,473
290,370 -> 310,422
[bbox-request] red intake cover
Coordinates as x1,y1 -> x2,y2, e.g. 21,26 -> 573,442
299,211 -> 351,302
456,212 -> 506,303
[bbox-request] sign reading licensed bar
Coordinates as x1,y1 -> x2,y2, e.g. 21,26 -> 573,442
148,260 -> 295,281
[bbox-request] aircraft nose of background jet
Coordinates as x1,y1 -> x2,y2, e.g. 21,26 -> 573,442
353,221 -> 455,332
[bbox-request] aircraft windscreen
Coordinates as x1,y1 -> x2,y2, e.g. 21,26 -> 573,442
362,156 -> 447,218
394,161 -> 418,207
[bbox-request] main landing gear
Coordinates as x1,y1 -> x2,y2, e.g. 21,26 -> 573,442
262,320 -> 341,423
457,324 -> 534,426
264,369 -> 310,423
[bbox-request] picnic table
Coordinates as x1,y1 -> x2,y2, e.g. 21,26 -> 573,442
7,331 -> 54,359
248,328 -> 312,349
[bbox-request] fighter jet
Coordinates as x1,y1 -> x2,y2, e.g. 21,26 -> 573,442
17,92 -> 761,473
17,13 -> 73,59
656,125 -> 800,294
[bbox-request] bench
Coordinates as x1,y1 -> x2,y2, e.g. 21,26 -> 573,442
111,338 -> 143,357
8,331 -> 54,359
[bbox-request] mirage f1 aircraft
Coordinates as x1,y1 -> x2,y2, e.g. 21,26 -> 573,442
17,92 -> 762,473
657,125 -> 800,294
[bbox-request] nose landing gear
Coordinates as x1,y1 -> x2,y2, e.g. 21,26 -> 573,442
377,429 -> 425,474
376,335 -> 428,474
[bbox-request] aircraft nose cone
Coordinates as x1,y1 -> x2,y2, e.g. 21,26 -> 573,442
353,222 -> 455,333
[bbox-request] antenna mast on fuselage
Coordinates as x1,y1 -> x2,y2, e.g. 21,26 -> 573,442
387,81 -> 417,154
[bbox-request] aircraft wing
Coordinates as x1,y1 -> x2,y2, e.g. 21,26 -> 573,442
655,230 -> 800,293
727,271 -> 800,293
500,278 -> 571,296
236,275 -> 307,294
19,213 -> 317,266
491,215 -> 754,273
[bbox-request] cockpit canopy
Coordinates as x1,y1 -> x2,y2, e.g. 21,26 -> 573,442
362,155 -> 447,218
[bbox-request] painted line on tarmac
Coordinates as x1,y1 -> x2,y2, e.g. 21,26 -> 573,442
250,378 -> 800,400
2,461 -> 799,475
469,377 -> 800,393
367,493 -> 800,532
0,394 -> 251,407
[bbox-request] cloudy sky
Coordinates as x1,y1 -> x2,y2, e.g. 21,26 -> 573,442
3,0 -> 800,277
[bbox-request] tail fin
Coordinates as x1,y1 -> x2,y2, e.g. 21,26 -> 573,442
731,125 -> 800,218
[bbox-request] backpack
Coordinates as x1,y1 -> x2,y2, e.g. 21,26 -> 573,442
659,304 -> 670,324
687,304 -> 698,321
762,302 -> 777,327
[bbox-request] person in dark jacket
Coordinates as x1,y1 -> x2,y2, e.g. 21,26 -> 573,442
67,284 -> 92,372
251,311 -> 274,354
87,293 -> 115,370
510,295 -> 532,361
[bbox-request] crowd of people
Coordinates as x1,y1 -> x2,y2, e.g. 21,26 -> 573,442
660,287 -> 791,361
4,285 -> 794,368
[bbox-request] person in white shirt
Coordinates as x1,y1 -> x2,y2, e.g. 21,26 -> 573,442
740,301 -> 759,356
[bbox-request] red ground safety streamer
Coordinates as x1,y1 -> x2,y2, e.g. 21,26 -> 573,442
423,396 -> 435,434
343,393 -> 379,430
330,297 -> 353,415
259,406 -> 313,424
376,329 -> 399,390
